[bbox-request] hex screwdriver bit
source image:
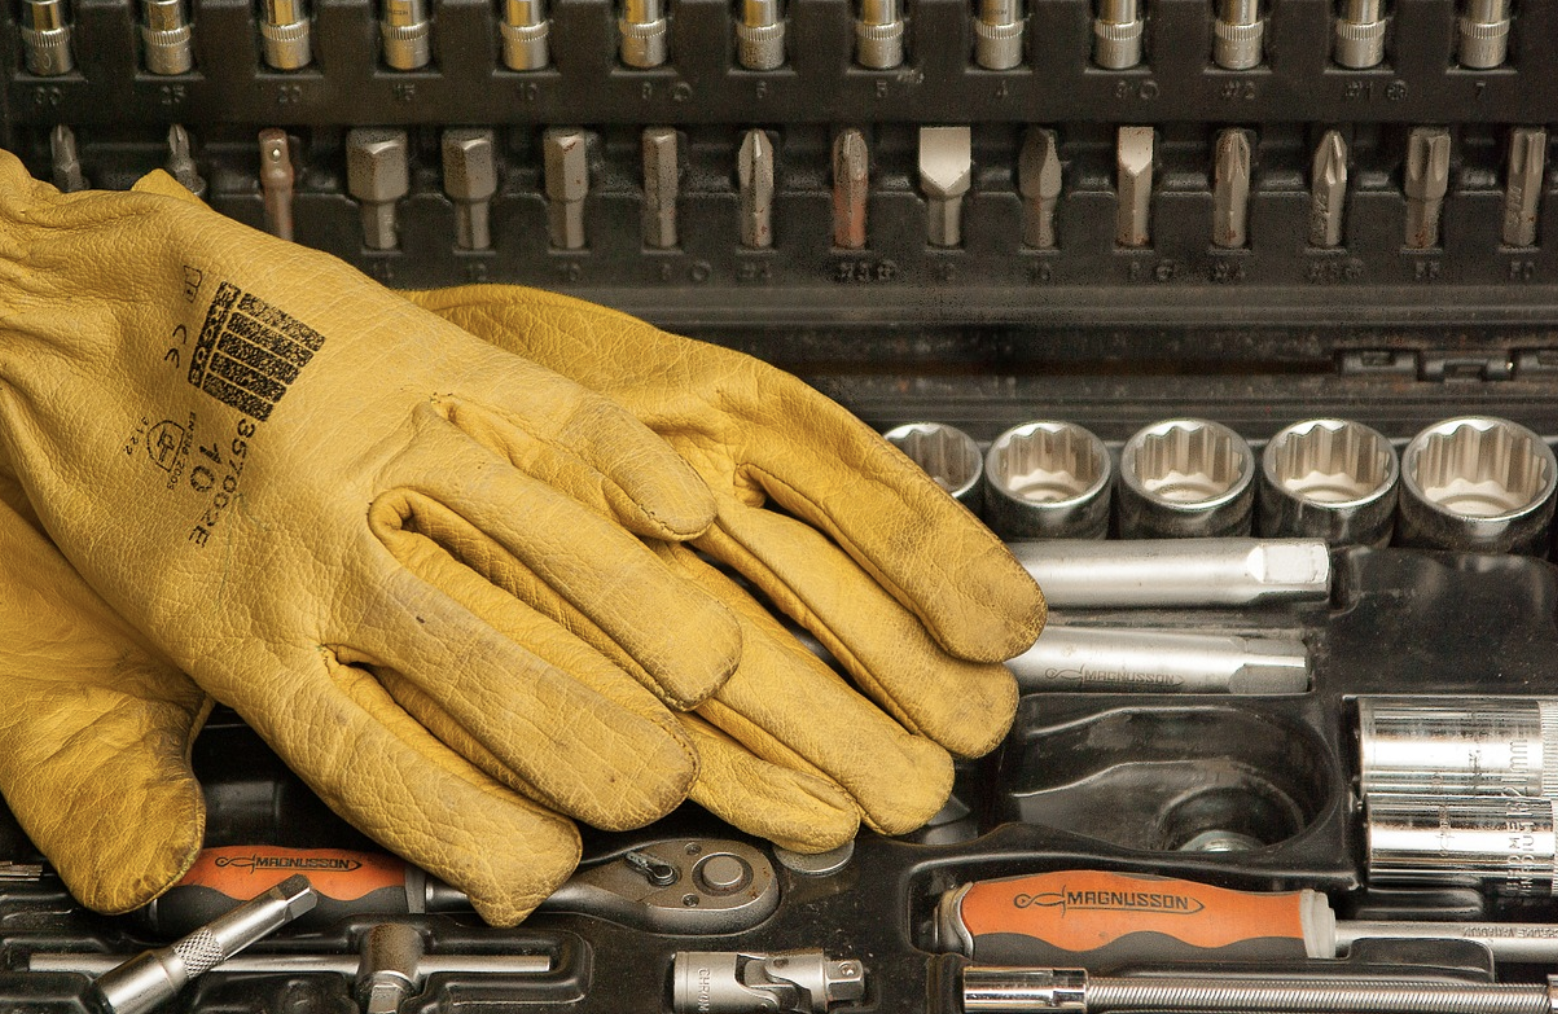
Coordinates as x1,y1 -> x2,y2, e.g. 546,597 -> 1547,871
442,129 -> 498,251
258,129 -> 295,241
832,129 -> 869,250
544,128 -> 589,249
737,0 -> 786,69
1115,126 -> 1153,247
502,0 -> 550,69
738,129 -> 775,249
49,124 -> 86,193
642,127 -> 680,249
166,125 -> 206,198
1212,128 -> 1251,249
1018,127 -> 1062,249
1502,127 -> 1546,248
1092,0 -> 1143,69
919,126 -> 971,248
1403,126 -> 1450,250
346,128 -> 410,251
1309,130 -> 1348,248
1334,0 -> 1386,69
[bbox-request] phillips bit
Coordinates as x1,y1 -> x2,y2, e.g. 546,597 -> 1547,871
832,128 -> 868,250
259,129 -> 295,241
738,129 -> 774,249
1212,128 -> 1251,249
736,0 -> 786,69
544,128 -> 589,250
642,127 -> 680,249
165,124 -> 206,199
1092,0 -> 1143,70
1334,0 -> 1386,69
380,0 -> 432,70
1309,129 -> 1348,248
1503,126 -> 1546,248
260,0 -> 312,69
1018,127 -> 1061,249
49,125 -> 87,192
974,0 -> 1024,71
1458,0 -> 1510,69
1403,126 -> 1450,250
1116,125 -> 1153,247
442,129 -> 497,251
140,0 -> 193,74
501,0 -> 550,69
20,0 -> 73,75
919,126 -> 971,248
346,128 -> 410,251
855,0 -> 904,69
620,0 -> 669,67
1213,0 -> 1263,70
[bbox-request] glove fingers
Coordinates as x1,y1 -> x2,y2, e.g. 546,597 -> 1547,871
698,499 -> 1019,759
380,421 -> 740,709
680,714 -> 860,854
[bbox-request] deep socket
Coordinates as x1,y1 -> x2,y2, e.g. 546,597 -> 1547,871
1118,419 -> 1256,538
1258,418 -> 1399,546
1359,696 -> 1558,799
882,422 -> 984,510
1367,793 -> 1558,897
984,421 -> 1111,539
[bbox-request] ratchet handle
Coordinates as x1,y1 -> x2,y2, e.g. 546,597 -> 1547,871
943,870 -> 1322,967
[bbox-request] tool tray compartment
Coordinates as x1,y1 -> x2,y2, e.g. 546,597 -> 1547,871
4,0 -> 1558,1009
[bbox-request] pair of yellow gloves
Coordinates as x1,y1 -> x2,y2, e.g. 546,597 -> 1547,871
0,152 -> 1045,925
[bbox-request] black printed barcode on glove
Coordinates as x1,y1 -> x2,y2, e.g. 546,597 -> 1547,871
187,282 -> 325,421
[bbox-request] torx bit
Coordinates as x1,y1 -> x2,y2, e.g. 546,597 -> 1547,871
165,125 -> 206,199
140,0 -> 193,74
49,125 -> 87,193
20,0 -> 73,76
544,128 -> 589,249
501,0 -> 550,69
1019,127 -> 1062,249
855,0 -> 904,69
620,0 -> 669,68
1309,129 -> 1348,248
346,128 -> 410,251
442,129 -> 497,251
919,126 -> 971,248
1503,126 -> 1545,248
1212,0 -> 1263,70
736,0 -> 785,69
1212,128 -> 1251,249
974,0 -> 1024,70
380,0 -> 432,70
1403,126 -> 1451,250
260,0 -> 313,69
832,128 -> 869,250
1092,0 -> 1143,70
1115,125 -> 1153,247
1458,0 -> 1510,69
642,127 -> 680,249
1334,0 -> 1386,69
258,129 -> 295,241
738,129 -> 775,249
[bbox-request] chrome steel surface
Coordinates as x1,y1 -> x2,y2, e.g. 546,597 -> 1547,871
1259,418 -> 1398,545
1359,696 -> 1558,799
1367,794 -> 1558,896
1011,625 -> 1310,694
883,422 -> 983,508
1092,0 -> 1143,68
1398,416 -> 1558,555
1118,419 -> 1256,538
672,951 -> 866,1014
985,421 -> 1111,539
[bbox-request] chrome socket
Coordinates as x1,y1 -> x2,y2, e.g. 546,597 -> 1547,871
501,0 -> 550,69
1458,0 -> 1510,70
620,0 -> 669,68
380,0 -> 432,70
140,0 -> 193,74
1334,0 -> 1387,69
1093,0 -> 1143,69
1359,696 -> 1558,799
973,0 -> 1024,70
1366,794 -> 1558,897
736,0 -> 785,69
20,0 -> 74,76
1258,418 -> 1399,546
855,0 -> 905,69
984,421 -> 1112,539
882,423 -> 984,511
260,0 -> 313,69
1212,0 -> 1263,70
1398,416 -> 1558,555
1118,418 -> 1256,538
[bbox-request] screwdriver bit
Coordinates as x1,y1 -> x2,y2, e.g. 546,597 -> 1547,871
260,0 -> 312,69
165,125 -> 207,199
1115,125 -> 1153,247
346,128 -> 410,251
832,128 -> 869,250
20,0 -> 73,75
1213,0 -> 1263,70
258,129 -> 295,241
442,129 -> 498,251
919,127 -> 971,248
642,127 -> 680,249
1458,0 -> 1510,69
1503,127 -> 1546,248
1403,126 -> 1450,250
620,0 -> 669,68
380,0 -> 432,70
501,0 -> 550,69
855,0 -> 904,69
1334,0 -> 1386,69
1019,127 -> 1062,249
1092,0 -> 1143,70
737,0 -> 786,69
974,0 -> 1024,71
738,129 -> 775,249
49,125 -> 87,193
140,0 -> 193,74
1212,128 -> 1251,249
1309,129 -> 1348,248
544,128 -> 589,250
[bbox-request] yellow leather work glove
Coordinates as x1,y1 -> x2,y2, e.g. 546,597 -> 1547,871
408,285 -> 1047,851
0,155 -> 745,924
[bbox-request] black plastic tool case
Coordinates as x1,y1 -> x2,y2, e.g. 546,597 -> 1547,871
3,0 -> 1558,1011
